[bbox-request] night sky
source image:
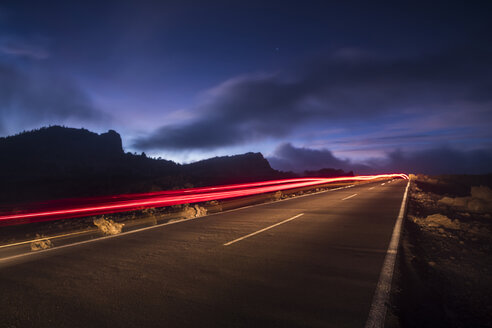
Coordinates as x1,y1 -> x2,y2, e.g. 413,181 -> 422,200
1,1 -> 491,174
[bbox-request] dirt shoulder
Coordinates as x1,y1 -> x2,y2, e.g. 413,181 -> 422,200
390,174 -> 492,327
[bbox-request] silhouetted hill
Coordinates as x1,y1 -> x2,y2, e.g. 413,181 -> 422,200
303,168 -> 354,178
0,127 -> 182,205
0,126 -> 124,161
184,152 -> 291,185
0,126 -> 290,206
0,127 -> 179,178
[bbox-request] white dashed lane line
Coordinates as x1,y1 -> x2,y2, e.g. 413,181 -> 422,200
342,193 -> 358,201
223,213 -> 304,246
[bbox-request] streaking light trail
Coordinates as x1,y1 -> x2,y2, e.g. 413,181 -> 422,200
0,174 -> 408,226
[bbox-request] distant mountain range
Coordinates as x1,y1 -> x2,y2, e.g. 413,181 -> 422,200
0,126 -> 350,205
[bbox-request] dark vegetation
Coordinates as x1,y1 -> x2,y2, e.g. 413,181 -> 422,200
0,126 -> 300,208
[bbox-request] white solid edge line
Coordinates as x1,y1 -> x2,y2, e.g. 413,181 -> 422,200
0,216 -> 200,264
0,229 -> 94,249
342,193 -> 358,200
223,213 -> 304,246
0,184 -> 357,263
365,179 -> 411,328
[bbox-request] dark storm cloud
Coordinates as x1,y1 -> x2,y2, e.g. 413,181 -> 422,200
268,142 -> 351,172
267,143 -> 369,173
376,148 -> 492,175
0,63 -> 106,134
134,45 -> 492,151
133,73 -> 310,150
268,143 -> 492,175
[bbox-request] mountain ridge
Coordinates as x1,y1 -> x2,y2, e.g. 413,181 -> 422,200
0,126 -> 290,205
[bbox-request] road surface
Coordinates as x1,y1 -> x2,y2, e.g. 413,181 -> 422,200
0,179 -> 407,328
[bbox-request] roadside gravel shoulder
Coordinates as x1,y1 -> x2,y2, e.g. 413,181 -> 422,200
389,174 -> 492,327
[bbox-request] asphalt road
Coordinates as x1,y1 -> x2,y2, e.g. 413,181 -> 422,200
0,179 -> 407,328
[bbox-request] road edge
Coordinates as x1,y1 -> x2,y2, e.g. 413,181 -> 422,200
365,179 -> 411,328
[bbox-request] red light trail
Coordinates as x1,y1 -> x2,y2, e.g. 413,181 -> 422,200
0,174 -> 408,226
